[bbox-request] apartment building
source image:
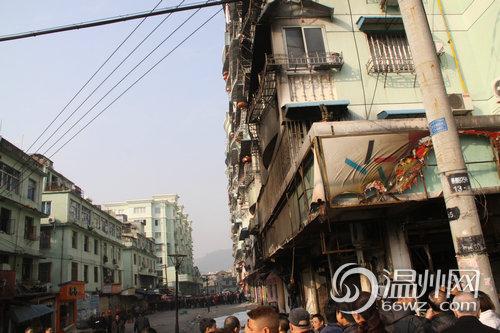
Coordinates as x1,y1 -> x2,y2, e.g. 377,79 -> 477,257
103,194 -> 199,294
32,154 -> 125,332
223,0 -> 500,314
0,137 -> 51,332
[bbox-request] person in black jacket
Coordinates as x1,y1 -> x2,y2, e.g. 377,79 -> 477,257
424,290 -> 456,332
442,292 -> 498,333
379,297 -> 432,333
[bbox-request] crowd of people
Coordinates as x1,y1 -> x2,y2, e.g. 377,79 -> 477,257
159,291 -> 246,311
198,290 -> 500,333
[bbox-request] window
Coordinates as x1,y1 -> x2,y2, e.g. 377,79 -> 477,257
40,229 -> 51,249
94,266 -> 99,282
154,232 -> 161,239
117,248 -> 121,260
82,206 -> 91,227
111,245 -> 115,260
133,207 -> 145,214
42,201 -> 51,215
0,162 -> 21,193
154,219 -> 159,226
72,231 -> 78,249
116,227 -> 121,238
39,262 -> 51,283
24,216 -> 36,240
84,235 -> 89,252
109,225 -> 115,237
117,271 -> 121,284
69,200 -> 80,221
134,254 -> 137,265
71,262 -> 78,281
94,239 -> 99,254
284,27 -> 326,67
27,179 -> 37,201
134,274 -> 138,286
0,207 -> 12,234
22,258 -> 33,281
366,32 -> 413,73
84,265 -> 89,283
102,218 -> 108,232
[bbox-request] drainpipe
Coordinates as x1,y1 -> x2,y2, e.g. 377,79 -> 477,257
60,225 -> 64,283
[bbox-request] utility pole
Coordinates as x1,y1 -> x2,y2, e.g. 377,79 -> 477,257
169,254 -> 186,333
398,0 -> 499,310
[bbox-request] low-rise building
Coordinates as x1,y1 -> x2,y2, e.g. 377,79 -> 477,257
33,154 -> 125,332
120,216 -> 158,291
0,137 -> 52,332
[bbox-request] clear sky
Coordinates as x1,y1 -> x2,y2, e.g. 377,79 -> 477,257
0,0 -> 231,258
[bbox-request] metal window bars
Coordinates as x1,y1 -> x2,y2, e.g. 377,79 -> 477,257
267,52 -> 344,71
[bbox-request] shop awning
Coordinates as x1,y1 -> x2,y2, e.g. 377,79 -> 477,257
377,109 -> 426,119
283,100 -> 350,121
356,16 -> 404,32
9,305 -> 54,323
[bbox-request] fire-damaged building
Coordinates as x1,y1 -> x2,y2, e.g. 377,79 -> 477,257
222,0 -> 500,314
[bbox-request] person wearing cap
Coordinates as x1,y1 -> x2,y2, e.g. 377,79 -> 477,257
289,308 -> 314,333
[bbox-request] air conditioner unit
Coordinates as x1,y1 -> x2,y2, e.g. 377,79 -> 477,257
0,263 -> 11,270
493,78 -> 500,103
448,93 -> 473,116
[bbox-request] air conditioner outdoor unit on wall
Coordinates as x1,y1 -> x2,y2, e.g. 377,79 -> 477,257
448,93 -> 473,116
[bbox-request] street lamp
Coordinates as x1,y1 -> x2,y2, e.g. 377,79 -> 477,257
168,253 -> 186,333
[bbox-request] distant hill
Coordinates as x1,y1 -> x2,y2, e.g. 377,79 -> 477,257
195,249 -> 233,273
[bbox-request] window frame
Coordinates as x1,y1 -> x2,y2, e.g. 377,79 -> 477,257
71,231 -> 78,249
282,25 -> 329,68
27,178 -> 37,201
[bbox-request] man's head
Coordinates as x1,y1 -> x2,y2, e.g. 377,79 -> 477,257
451,292 -> 480,318
477,290 -> 496,313
311,314 -> 325,331
288,308 -> 311,332
336,301 -> 355,327
224,316 -> 241,333
245,306 -> 279,333
278,314 -> 289,333
324,301 -> 338,324
428,290 -> 448,313
200,318 -> 217,333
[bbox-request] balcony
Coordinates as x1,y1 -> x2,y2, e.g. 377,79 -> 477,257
45,183 -> 83,197
366,56 -> 414,74
267,52 -> 344,71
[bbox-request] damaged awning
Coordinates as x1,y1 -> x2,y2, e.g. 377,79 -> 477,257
258,0 -> 334,24
377,109 -> 426,119
9,305 -> 54,323
356,16 -> 405,32
283,100 -> 350,121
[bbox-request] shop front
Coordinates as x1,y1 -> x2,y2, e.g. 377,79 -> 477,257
55,281 -> 85,333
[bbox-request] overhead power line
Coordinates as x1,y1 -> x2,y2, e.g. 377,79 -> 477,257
0,0 -> 238,42
0,9 -> 222,196
25,0 -> 165,154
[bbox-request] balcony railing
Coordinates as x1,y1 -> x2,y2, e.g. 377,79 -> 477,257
267,52 -> 344,71
366,56 -> 415,74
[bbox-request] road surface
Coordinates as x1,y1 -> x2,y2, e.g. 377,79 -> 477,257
124,302 -> 254,333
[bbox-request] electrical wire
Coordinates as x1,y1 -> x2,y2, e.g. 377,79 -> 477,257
31,0 -> 186,156
50,9 -> 222,158
0,9 -> 222,197
26,0 -> 164,155
2,0 -> 165,189
41,3 -> 209,157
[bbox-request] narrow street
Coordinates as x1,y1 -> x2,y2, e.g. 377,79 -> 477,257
124,302 -> 254,333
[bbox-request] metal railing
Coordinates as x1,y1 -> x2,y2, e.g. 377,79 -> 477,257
267,52 -> 344,71
366,56 -> 415,74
